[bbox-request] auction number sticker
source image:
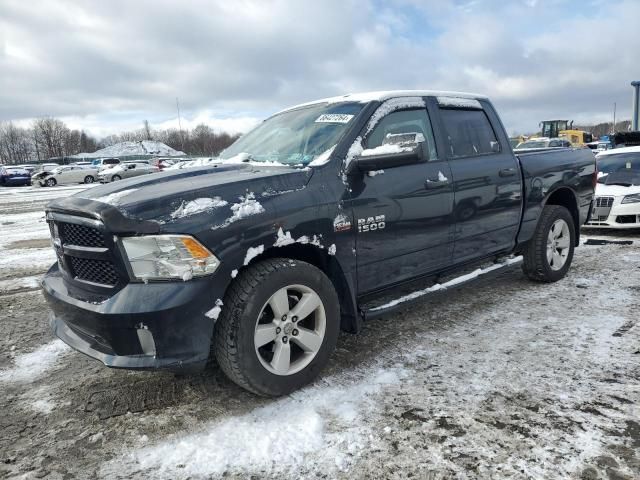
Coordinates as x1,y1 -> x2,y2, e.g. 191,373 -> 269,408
315,114 -> 354,124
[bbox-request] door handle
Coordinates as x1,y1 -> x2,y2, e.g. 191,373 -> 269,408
499,168 -> 517,177
425,178 -> 449,189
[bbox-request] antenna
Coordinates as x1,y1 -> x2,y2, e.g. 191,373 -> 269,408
176,97 -> 185,152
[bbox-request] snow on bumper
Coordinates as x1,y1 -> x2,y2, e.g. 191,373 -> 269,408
585,195 -> 640,228
42,263 -> 225,372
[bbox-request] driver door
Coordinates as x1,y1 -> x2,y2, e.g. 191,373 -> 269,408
350,106 -> 455,294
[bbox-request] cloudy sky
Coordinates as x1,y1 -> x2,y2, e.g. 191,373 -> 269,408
1,0 -> 638,137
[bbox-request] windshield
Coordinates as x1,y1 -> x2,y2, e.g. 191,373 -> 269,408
597,153 -> 640,186
220,102 -> 364,165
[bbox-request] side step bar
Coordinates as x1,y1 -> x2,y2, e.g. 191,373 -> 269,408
361,256 -> 522,321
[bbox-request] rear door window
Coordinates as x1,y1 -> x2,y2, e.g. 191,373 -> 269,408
439,108 -> 499,158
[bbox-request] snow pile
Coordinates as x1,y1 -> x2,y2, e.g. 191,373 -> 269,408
328,244 -> 337,255
361,145 -> 412,157
205,299 -> 224,320
94,188 -> 139,205
308,145 -> 336,167
0,340 -> 70,383
114,366 -> 406,478
273,228 -> 325,250
274,228 -> 296,247
371,256 -> 523,311
166,157 -> 215,170
343,137 -> 364,173
243,245 -> 264,265
0,275 -> 41,293
170,197 -> 228,219
367,170 -> 384,177
436,96 -> 482,109
229,193 -> 265,221
72,141 -> 185,159
166,153 -> 289,171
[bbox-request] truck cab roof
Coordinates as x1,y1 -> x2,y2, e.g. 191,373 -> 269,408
278,90 -> 489,114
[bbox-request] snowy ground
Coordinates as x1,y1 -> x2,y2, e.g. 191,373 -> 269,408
0,184 -> 638,479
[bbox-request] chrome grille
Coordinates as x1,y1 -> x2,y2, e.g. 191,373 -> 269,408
595,196 -> 614,208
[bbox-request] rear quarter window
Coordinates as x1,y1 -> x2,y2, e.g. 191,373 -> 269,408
440,108 -> 499,158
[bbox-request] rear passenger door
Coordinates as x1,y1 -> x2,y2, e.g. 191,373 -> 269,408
435,98 -> 522,263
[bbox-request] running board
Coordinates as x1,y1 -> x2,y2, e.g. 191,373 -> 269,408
361,256 -> 523,320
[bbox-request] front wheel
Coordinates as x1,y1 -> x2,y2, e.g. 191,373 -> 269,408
111,174 -> 121,181
214,258 -> 340,396
84,175 -> 94,184
45,178 -> 57,187
522,204 -> 575,282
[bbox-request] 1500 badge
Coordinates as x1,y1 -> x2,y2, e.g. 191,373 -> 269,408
358,215 -> 386,233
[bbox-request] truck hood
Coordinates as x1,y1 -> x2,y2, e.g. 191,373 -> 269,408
45,163 -> 313,230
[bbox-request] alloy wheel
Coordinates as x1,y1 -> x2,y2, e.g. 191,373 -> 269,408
254,284 -> 326,376
546,219 -> 570,270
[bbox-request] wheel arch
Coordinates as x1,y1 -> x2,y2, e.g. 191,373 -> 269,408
241,243 -> 360,334
543,186 -> 580,245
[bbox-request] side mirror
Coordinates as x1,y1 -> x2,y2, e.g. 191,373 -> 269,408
346,140 -> 425,175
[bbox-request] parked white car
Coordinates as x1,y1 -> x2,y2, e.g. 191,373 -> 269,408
97,161 -> 159,182
33,165 -> 100,187
585,146 -> 640,228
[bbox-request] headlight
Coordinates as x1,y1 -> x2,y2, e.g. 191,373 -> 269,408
621,193 -> 640,204
121,235 -> 220,281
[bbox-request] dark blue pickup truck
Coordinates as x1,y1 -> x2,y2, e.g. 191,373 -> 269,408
42,91 -> 595,396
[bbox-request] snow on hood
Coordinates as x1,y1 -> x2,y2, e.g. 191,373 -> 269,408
60,162 -> 312,224
167,153 -> 290,171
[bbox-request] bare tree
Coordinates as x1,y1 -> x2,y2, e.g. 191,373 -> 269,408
32,117 -> 69,158
143,120 -> 153,141
0,122 -> 34,164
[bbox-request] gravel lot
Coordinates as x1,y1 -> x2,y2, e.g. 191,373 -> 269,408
0,185 -> 638,479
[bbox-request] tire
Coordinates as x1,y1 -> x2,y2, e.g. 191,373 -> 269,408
522,205 -> 575,282
214,258 -> 340,396
46,178 -> 57,187
111,175 -> 121,181
84,175 -> 94,184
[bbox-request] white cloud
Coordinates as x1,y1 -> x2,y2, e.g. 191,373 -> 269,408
1,0 -> 639,136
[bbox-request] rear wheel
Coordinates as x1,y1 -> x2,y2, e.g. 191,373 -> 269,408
214,258 -> 340,396
46,178 -> 57,187
522,204 -> 575,282
84,175 -> 94,184
111,174 -> 121,181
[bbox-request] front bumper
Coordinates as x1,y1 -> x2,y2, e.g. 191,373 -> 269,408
585,196 -> 640,229
42,263 -> 225,372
